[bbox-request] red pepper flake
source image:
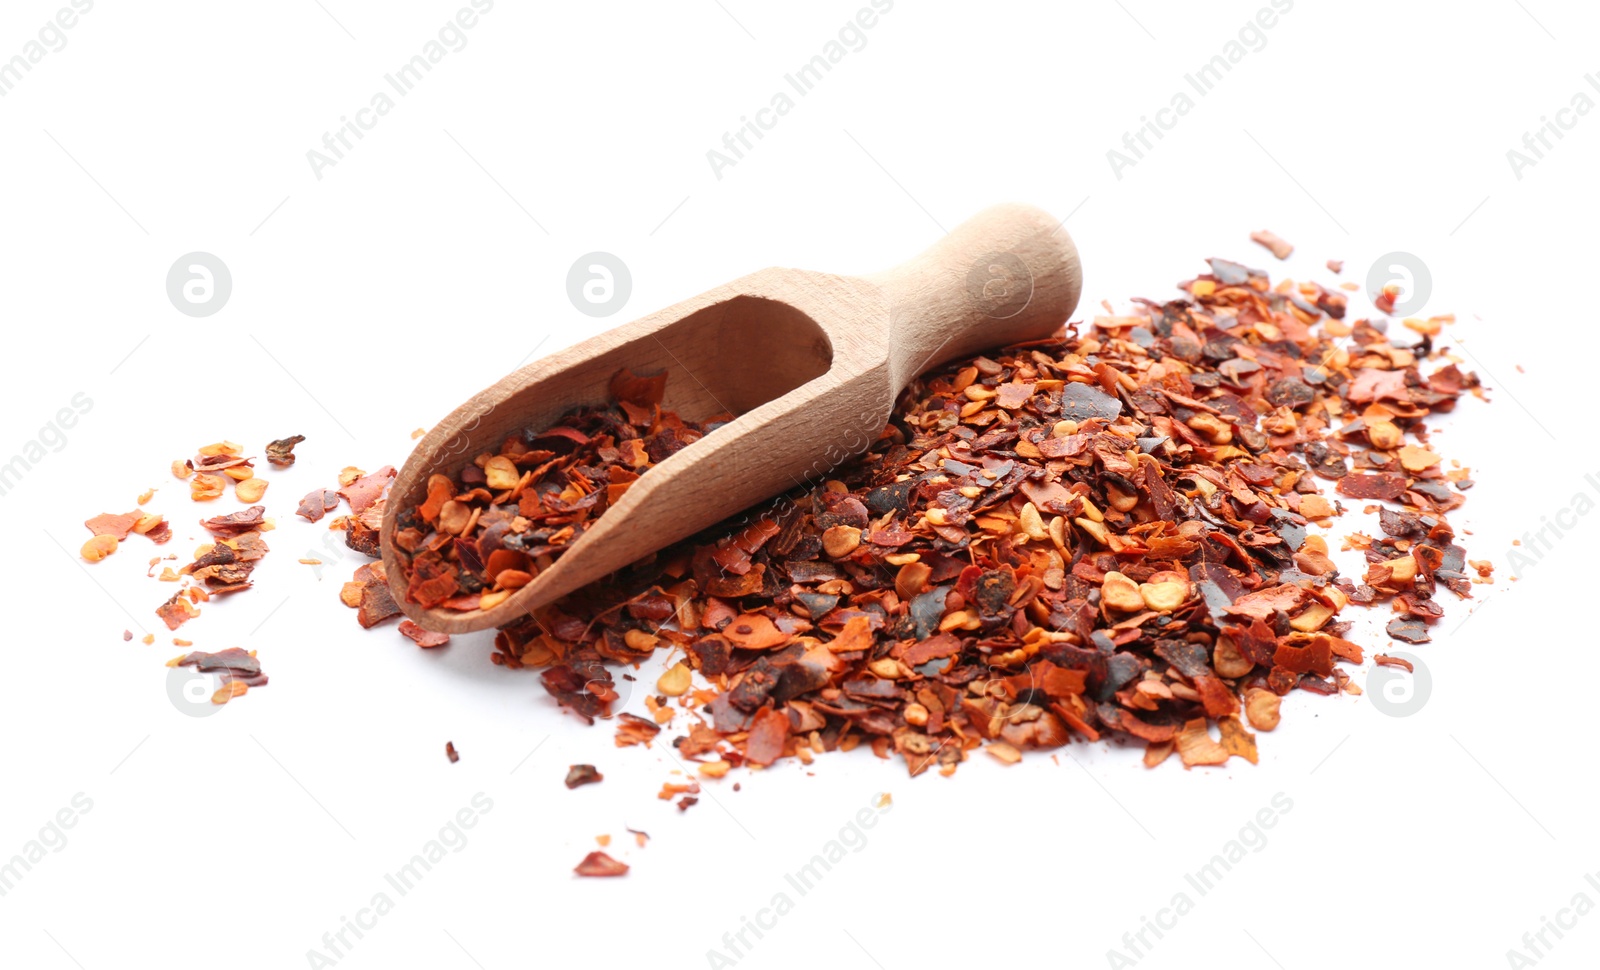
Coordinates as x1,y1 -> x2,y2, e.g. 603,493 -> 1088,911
297,488 -> 342,522
176,647 -> 267,687
200,506 -> 267,537
339,466 -> 395,516
573,851 -> 628,877
565,764 -> 603,789
85,511 -> 140,539
265,435 -> 306,467
358,581 -> 402,629
1373,654 -> 1414,672
1249,229 -> 1294,260
445,741 -> 459,763
614,713 -> 661,748
399,619 -> 450,648
744,707 -> 790,767
156,592 -> 199,631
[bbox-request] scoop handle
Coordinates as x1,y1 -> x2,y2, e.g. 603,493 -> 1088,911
868,202 -> 1083,390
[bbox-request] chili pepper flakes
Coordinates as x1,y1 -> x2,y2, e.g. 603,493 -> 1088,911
573,851 -> 628,877
565,764 -> 603,789
458,249 -> 1488,776
445,741 -> 459,763
388,368 -> 726,612
265,435 -> 306,467
1249,229 -> 1294,260
175,647 -> 268,688
399,619 -> 450,648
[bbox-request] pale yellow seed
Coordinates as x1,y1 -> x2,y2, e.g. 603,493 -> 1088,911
822,525 -> 862,559
867,659 -> 899,679
656,662 -> 691,697
1245,688 -> 1281,731
1386,556 -> 1418,583
625,629 -> 660,652
235,478 -> 268,502
81,534 -> 119,562
1186,412 -> 1233,444
1017,502 -> 1049,541
1100,571 -> 1145,612
1076,517 -> 1110,546
484,455 -> 521,490
1139,581 -> 1190,613
1367,418 -> 1402,451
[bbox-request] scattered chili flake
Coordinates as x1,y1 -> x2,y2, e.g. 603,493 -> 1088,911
1385,617 -> 1431,644
265,435 -> 306,467
200,506 -> 267,537
156,591 -> 200,630
573,851 -> 628,877
85,511 -> 140,539
1249,229 -> 1294,260
298,489 -> 342,522
1373,653 -> 1415,672
399,619 -> 450,648
565,764 -> 603,789
177,647 -> 267,688
445,741 -> 459,763
614,713 -> 661,747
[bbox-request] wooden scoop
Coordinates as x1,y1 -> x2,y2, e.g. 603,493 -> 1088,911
383,202 -> 1083,633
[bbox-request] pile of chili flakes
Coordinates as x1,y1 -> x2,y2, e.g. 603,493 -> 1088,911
80,438 -> 296,706
355,252 -> 1489,776
389,368 -> 725,614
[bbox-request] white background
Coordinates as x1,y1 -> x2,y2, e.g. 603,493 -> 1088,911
2,1 -> 1595,968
